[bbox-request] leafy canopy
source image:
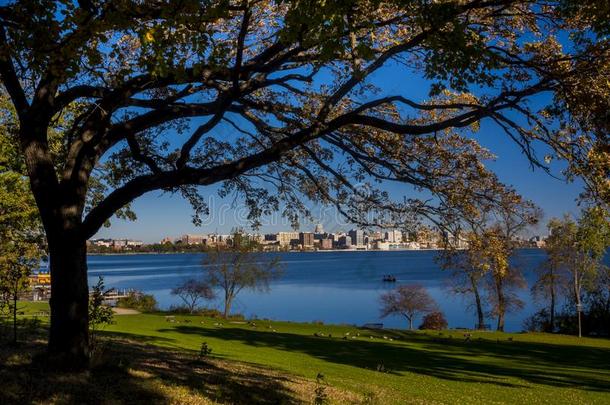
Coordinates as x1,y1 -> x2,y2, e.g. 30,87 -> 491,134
0,0 -> 607,238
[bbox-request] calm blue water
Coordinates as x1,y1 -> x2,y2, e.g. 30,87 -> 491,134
87,249 -> 549,332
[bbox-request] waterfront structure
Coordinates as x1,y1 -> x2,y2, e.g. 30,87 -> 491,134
299,232 -> 315,247
338,235 -> 352,248
368,231 -> 383,242
177,234 -> 207,245
89,238 -> 143,249
278,231 -> 300,247
264,233 -> 278,242
385,229 -> 403,243
348,229 -> 364,247
320,238 -> 333,250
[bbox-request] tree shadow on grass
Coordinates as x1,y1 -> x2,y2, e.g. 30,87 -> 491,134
0,338 -> 318,404
160,325 -> 610,393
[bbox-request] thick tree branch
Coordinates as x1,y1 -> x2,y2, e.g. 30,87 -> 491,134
0,27 -> 28,116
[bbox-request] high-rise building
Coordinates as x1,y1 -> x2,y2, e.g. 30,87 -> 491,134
368,231 -> 383,241
299,232 -> 314,247
278,232 -> 299,246
348,229 -> 364,246
314,223 -> 324,234
385,229 -> 403,243
338,235 -> 352,247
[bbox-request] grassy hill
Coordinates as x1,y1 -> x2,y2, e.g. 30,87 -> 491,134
2,303 -> 610,404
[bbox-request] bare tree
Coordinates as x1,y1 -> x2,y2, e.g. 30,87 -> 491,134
171,279 -> 216,314
380,285 -> 438,330
531,221 -> 569,331
205,242 -> 281,318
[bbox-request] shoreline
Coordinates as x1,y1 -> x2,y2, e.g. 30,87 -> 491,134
87,247 -> 542,256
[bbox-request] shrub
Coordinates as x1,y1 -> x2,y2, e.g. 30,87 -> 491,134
199,342 -> 212,358
89,277 -> 114,352
314,373 -> 329,405
523,309 -> 553,332
419,311 -> 448,330
167,304 -> 194,314
117,292 -> 158,312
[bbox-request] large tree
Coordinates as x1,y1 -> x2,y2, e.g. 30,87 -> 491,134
0,0 -> 607,364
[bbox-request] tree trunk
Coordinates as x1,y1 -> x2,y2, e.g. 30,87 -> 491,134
549,285 -> 555,332
470,275 -> 485,329
12,289 -> 17,344
223,292 -> 233,319
495,276 -> 506,332
47,235 -> 90,367
20,115 -> 91,367
574,268 -> 582,338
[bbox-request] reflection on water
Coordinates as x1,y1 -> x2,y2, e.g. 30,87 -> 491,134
87,250 -> 549,332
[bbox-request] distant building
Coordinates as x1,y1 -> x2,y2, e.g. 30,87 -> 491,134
320,238 -> 333,250
278,232 -> 299,247
90,238 -> 142,249
264,233 -> 278,242
299,232 -> 314,247
368,231 -> 383,242
348,229 -> 364,246
178,234 -> 206,245
338,235 -> 352,248
160,236 -> 173,244
385,229 -> 403,243
90,238 -> 113,247
314,223 -> 324,234
529,235 -> 546,248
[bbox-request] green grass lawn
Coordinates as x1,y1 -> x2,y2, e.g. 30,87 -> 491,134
5,303 -> 610,404
105,312 -> 610,404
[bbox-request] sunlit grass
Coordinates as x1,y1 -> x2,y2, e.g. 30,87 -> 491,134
9,302 -> 610,404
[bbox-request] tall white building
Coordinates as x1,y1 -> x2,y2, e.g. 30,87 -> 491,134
385,229 -> 403,243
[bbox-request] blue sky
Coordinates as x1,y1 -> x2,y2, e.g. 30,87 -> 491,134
94,62 -> 585,243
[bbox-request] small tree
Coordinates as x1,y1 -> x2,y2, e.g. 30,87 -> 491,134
205,240 -> 281,318
0,170 -> 42,343
531,219 -> 569,332
380,285 -> 437,330
88,277 -> 114,351
419,312 -> 448,330
171,279 -> 215,314
0,242 -> 39,344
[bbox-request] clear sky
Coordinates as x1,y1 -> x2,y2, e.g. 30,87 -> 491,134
94,63 -> 585,243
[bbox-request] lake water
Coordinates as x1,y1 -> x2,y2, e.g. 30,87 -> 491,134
87,249 -> 556,332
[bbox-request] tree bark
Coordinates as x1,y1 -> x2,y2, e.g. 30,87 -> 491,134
495,276 -> 506,332
470,274 -> 485,329
406,315 -> 413,330
47,233 -> 90,367
12,289 -> 17,344
549,284 -> 555,332
223,292 -> 233,319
